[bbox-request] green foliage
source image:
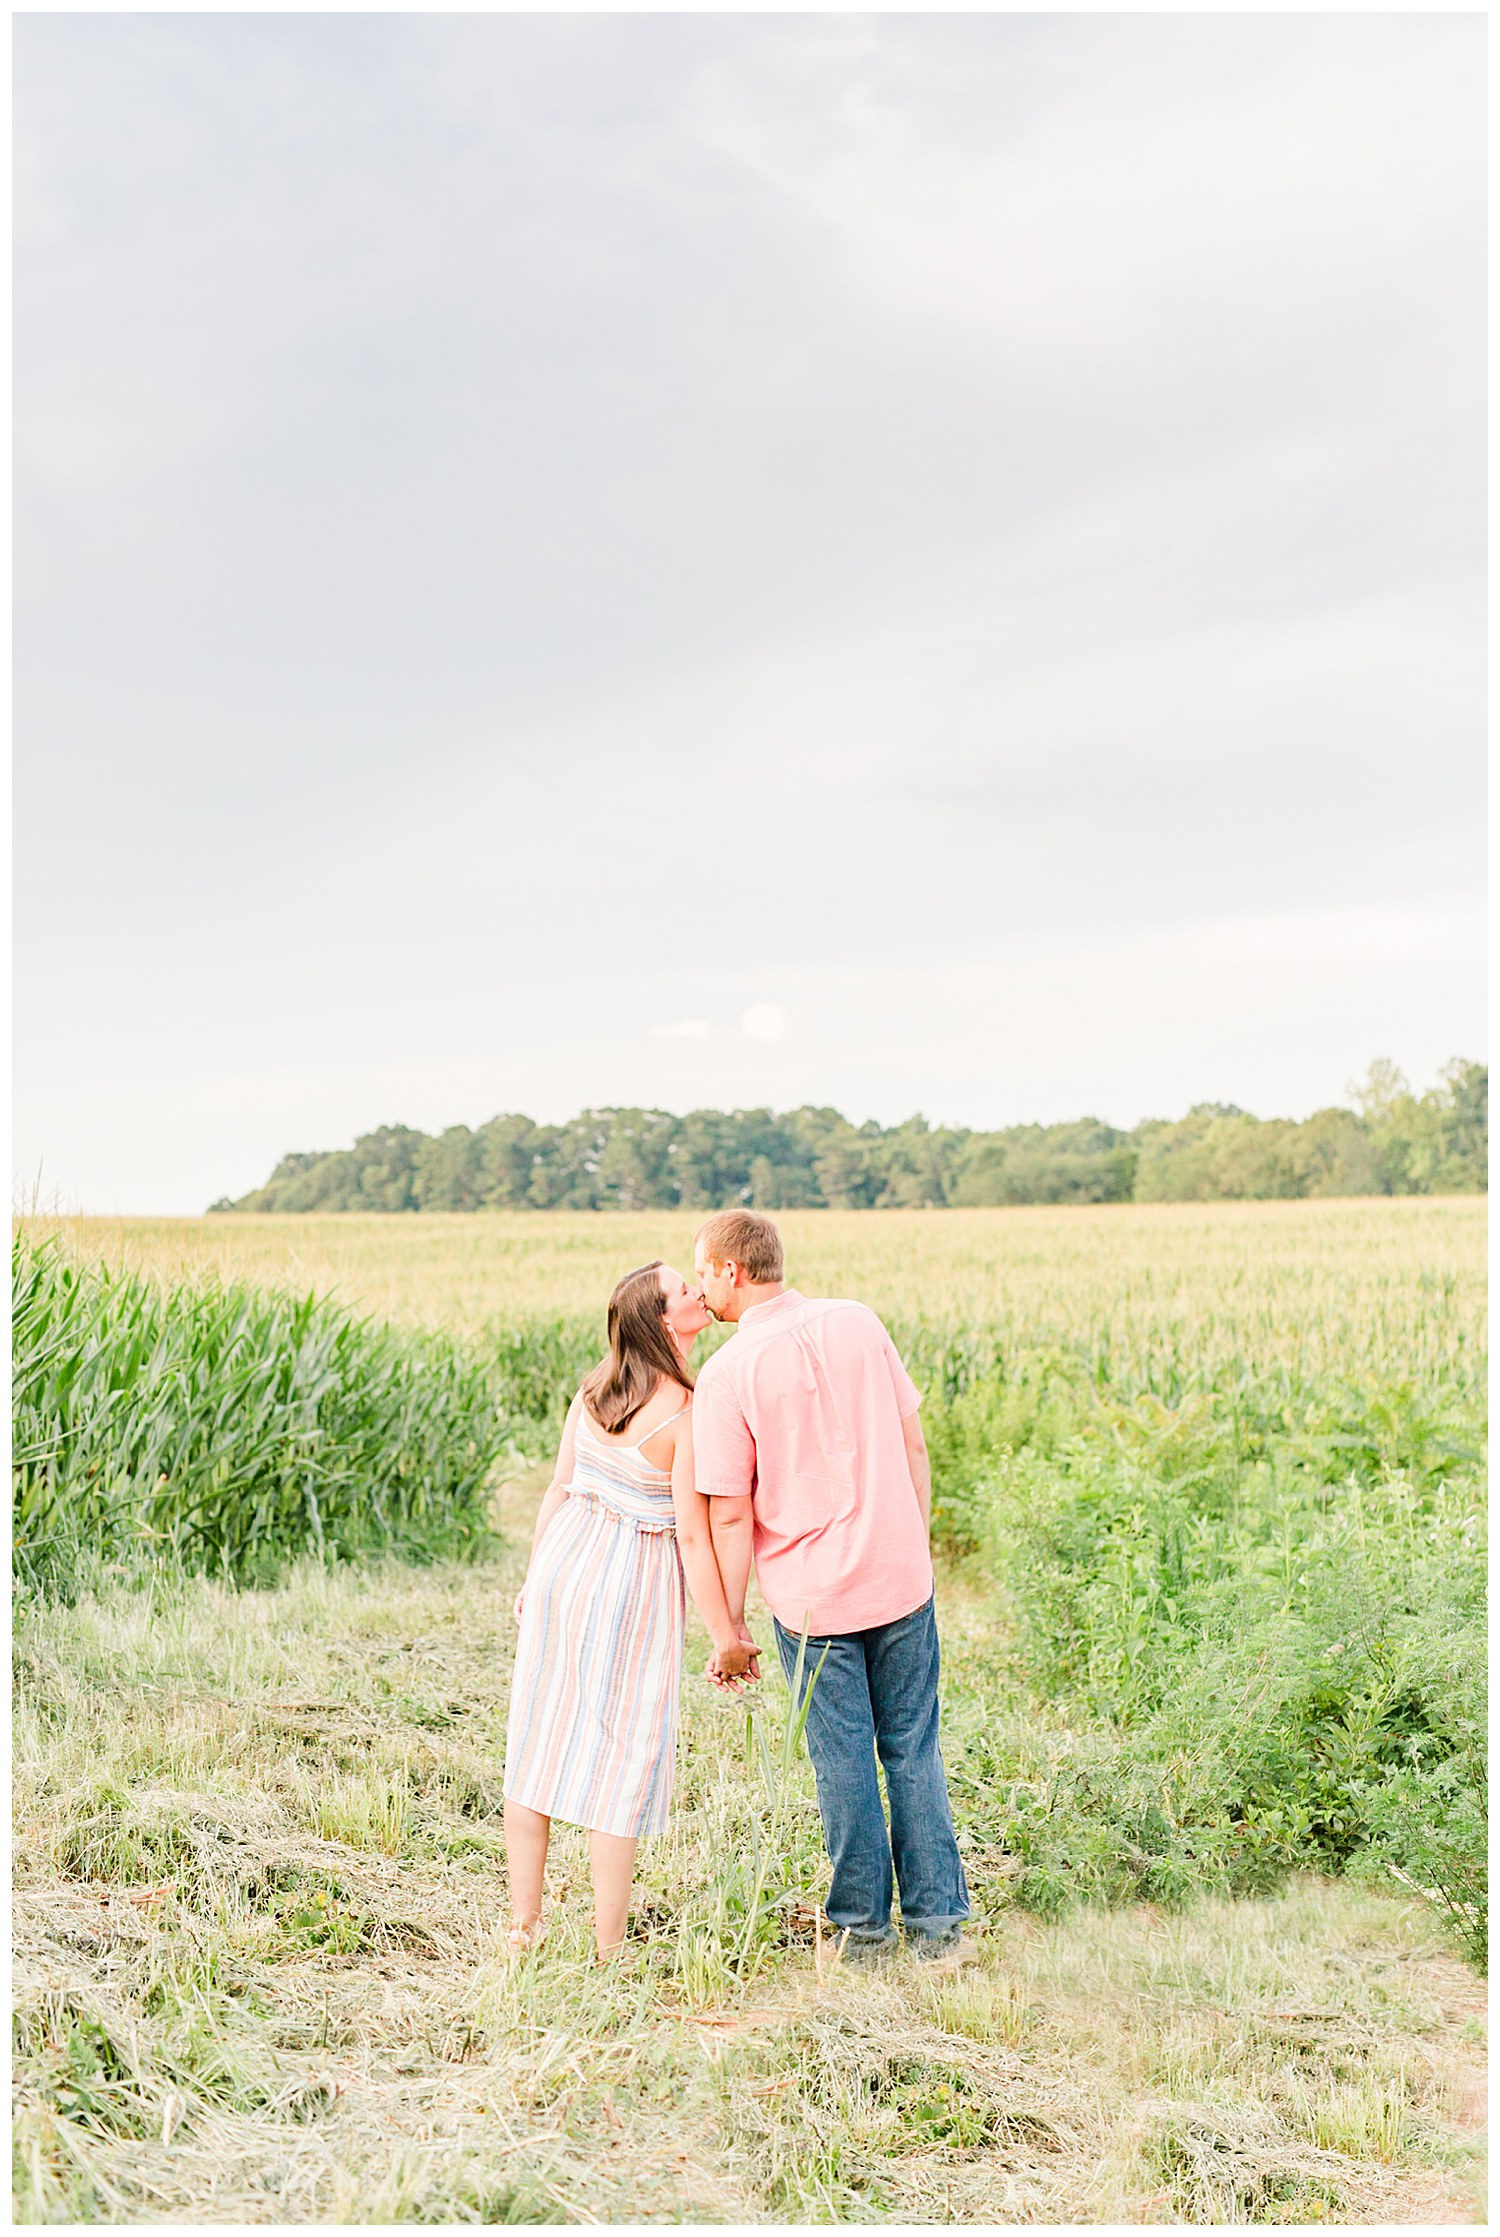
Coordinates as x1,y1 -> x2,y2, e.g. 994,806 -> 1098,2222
1135,1060 -> 1489,1202
485,1317 -> 604,1440
922,1346 -> 1487,1963
12,1233 -> 506,1594
949,1118 -> 1137,1206
211,1060 -> 1487,1212
271,1877 -> 383,1955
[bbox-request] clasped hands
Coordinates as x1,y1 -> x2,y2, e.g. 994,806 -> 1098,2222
706,1624 -> 761,1692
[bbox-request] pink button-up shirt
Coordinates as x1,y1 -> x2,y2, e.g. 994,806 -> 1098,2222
692,1289 -> 933,1635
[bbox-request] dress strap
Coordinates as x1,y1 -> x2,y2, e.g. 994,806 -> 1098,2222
631,1404 -> 690,1447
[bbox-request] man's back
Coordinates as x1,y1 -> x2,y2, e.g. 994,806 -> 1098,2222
694,1288 -> 933,1635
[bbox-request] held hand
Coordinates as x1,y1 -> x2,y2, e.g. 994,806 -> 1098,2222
706,1629 -> 761,1689
513,1585 -> 526,1622
704,1651 -> 749,1693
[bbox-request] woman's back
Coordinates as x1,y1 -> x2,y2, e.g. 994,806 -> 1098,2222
581,1376 -> 688,1464
573,1380 -> 688,1528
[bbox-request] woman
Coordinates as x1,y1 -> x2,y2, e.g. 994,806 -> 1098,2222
502,1261 -> 758,1959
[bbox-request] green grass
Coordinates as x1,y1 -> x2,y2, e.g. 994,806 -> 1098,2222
11,1203 -> 1487,2217
12,1550 -> 1487,2224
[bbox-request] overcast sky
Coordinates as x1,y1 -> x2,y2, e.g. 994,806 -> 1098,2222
15,13 -> 1485,1214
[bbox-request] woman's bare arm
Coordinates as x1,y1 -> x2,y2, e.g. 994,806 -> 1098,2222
514,1391 -> 583,1617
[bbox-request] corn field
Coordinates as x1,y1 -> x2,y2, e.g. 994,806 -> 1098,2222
12,1233 -> 506,1594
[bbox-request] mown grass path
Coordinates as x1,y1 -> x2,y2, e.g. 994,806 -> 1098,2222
13,1482 -> 1486,2225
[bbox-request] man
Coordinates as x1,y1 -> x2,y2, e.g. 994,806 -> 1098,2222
691,1209 -> 973,1967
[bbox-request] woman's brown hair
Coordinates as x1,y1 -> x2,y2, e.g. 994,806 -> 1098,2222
580,1262 -> 693,1435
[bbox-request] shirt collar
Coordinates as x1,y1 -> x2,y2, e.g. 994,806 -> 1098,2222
737,1286 -> 805,1332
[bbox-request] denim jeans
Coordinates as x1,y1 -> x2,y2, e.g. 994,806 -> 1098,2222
773,1594 -> 970,1954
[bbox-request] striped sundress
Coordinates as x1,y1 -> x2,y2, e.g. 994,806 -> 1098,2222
503,1411 -> 688,1839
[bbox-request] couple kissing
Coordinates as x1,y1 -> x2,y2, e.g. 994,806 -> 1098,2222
502,1210 -> 972,1970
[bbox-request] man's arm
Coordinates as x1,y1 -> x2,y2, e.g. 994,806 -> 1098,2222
693,1360 -> 759,1672
708,1495 -> 755,1627
901,1408 -> 932,1539
669,1418 -> 755,1684
872,1311 -> 930,1536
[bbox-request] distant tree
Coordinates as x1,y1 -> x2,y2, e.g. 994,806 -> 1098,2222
1350,1059 -> 1412,1122
594,1109 -> 678,1210
804,1115 -> 883,1209
414,1126 -> 482,1212
956,1119 -> 1134,1205
746,1154 -> 780,1208
231,1148 -> 333,1213
1296,1107 -> 1385,1197
723,1109 -> 811,1211
475,1116 -> 545,1208
209,1062 -> 1487,1212
1404,1059 -> 1489,1194
1133,1112 -> 1224,1202
1434,1059 -> 1488,1190
1200,1116 -> 1310,1200
947,1136 -> 1009,1207
526,1114 -> 608,1209
872,1118 -> 955,1208
263,1148 -> 364,1211
672,1110 -> 752,1207
347,1126 -> 425,1212
1008,1120 -> 1134,1204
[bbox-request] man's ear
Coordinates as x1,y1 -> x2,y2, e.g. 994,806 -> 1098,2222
723,1258 -> 742,1288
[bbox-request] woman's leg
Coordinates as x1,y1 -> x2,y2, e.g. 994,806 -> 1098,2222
504,1797 -> 551,1937
588,1829 -> 638,1956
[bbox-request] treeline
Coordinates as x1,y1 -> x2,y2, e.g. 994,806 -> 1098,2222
214,1059 -> 1485,1213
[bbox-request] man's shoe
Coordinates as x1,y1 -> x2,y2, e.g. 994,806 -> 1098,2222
908,1933 -> 980,1973
833,1932 -> 897,1969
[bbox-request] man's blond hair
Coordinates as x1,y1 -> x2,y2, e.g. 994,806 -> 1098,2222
695,1209 -> 784,1283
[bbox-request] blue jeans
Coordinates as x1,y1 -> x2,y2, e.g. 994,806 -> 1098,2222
774,1594 -> 970,1954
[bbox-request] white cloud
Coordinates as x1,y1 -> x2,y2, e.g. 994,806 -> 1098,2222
742,1004 -> 790,1044
650,1018 -> 710,1041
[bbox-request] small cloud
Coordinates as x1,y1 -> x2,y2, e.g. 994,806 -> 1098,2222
741,1003 -> 789,1043
650,1018 -> 710,1040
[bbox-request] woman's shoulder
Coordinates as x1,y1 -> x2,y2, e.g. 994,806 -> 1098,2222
642,1376 -> 693,1425
578,1377 -> 691,1443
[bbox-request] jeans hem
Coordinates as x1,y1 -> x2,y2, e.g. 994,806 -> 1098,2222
902,1916 -> 970,1946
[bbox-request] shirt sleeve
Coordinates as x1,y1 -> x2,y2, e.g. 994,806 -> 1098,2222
692,1359 -> 758,1498
878,1319 -> 923,1417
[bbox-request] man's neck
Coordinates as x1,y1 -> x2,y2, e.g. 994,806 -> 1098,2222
732,1279 -> 785,1320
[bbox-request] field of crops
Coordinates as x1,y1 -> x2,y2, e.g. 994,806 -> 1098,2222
43,1200 -> 1485,1369
12,1201 -> 1488,2222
